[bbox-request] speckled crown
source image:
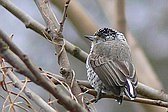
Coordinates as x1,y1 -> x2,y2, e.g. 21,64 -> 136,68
94,28 -> 118,38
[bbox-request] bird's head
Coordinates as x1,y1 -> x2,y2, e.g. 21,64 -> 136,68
85,28 -> 126,44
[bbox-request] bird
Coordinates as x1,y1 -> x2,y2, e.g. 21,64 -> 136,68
85,28 -> 138,104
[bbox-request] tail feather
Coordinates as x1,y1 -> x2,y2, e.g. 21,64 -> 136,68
124,79 -> 137,100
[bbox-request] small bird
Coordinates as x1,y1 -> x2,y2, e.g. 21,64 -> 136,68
85,28 -> 138,104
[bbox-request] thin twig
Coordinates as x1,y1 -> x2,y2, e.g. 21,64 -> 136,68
2,95 -> 10,112
5,102 -> 31,112
0,58 -> 15,112
58,0 -> 71,33
45,73 -> 78,103
9,77 -> 28,112
51,0 -> 98,35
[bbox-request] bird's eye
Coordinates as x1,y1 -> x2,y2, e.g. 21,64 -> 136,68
95,38 -> 99,43
117,34 -> 126,41
105,36 -> 110,40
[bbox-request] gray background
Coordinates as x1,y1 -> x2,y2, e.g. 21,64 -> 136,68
0,0 -> 168,112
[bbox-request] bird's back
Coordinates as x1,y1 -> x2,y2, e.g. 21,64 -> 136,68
91,40 -> 132,62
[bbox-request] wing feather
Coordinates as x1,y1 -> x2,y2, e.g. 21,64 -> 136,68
89,55 -> 137,88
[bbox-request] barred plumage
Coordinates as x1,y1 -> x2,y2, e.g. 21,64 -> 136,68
85,28 -> 138,104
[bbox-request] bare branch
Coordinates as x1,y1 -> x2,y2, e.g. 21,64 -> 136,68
0,58 -> 15,112
51,0 -> 98,35
0,0 -> 87,63
0,59 -> 57,112
87,88 -> 168,108
34,0 -> 88,110
0,29 -> 86,112
58,0 -> 71,33
42,71 -> 168,108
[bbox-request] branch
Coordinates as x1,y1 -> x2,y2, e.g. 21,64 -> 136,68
81,87 -> 168,108
43,70 -> 168,103
58,0 -> 70,33
0,0 -> 87,63
33,0 -> 88,110
0,59 -> 57,112
0,37 -> 36,82
42,71 -> 168,108
0,29 -> 86,112
51,0 -> 98,36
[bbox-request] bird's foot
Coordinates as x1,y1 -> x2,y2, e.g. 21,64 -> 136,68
115,96 -> 123,104
95,87 -> 102,103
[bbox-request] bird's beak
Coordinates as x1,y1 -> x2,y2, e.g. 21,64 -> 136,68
84,35 -> 96,41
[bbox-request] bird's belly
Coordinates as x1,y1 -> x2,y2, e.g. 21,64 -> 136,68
86,64 -> 102,91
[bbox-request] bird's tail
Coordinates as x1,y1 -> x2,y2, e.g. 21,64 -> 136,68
124,79 -> 137,100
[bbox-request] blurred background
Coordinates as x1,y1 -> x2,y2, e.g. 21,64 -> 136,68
0,0 -> 168,112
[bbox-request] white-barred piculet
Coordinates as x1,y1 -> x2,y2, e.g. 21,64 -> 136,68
85,28 -> 138,104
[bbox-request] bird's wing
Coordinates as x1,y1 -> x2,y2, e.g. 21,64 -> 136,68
89,55 -> 137,87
